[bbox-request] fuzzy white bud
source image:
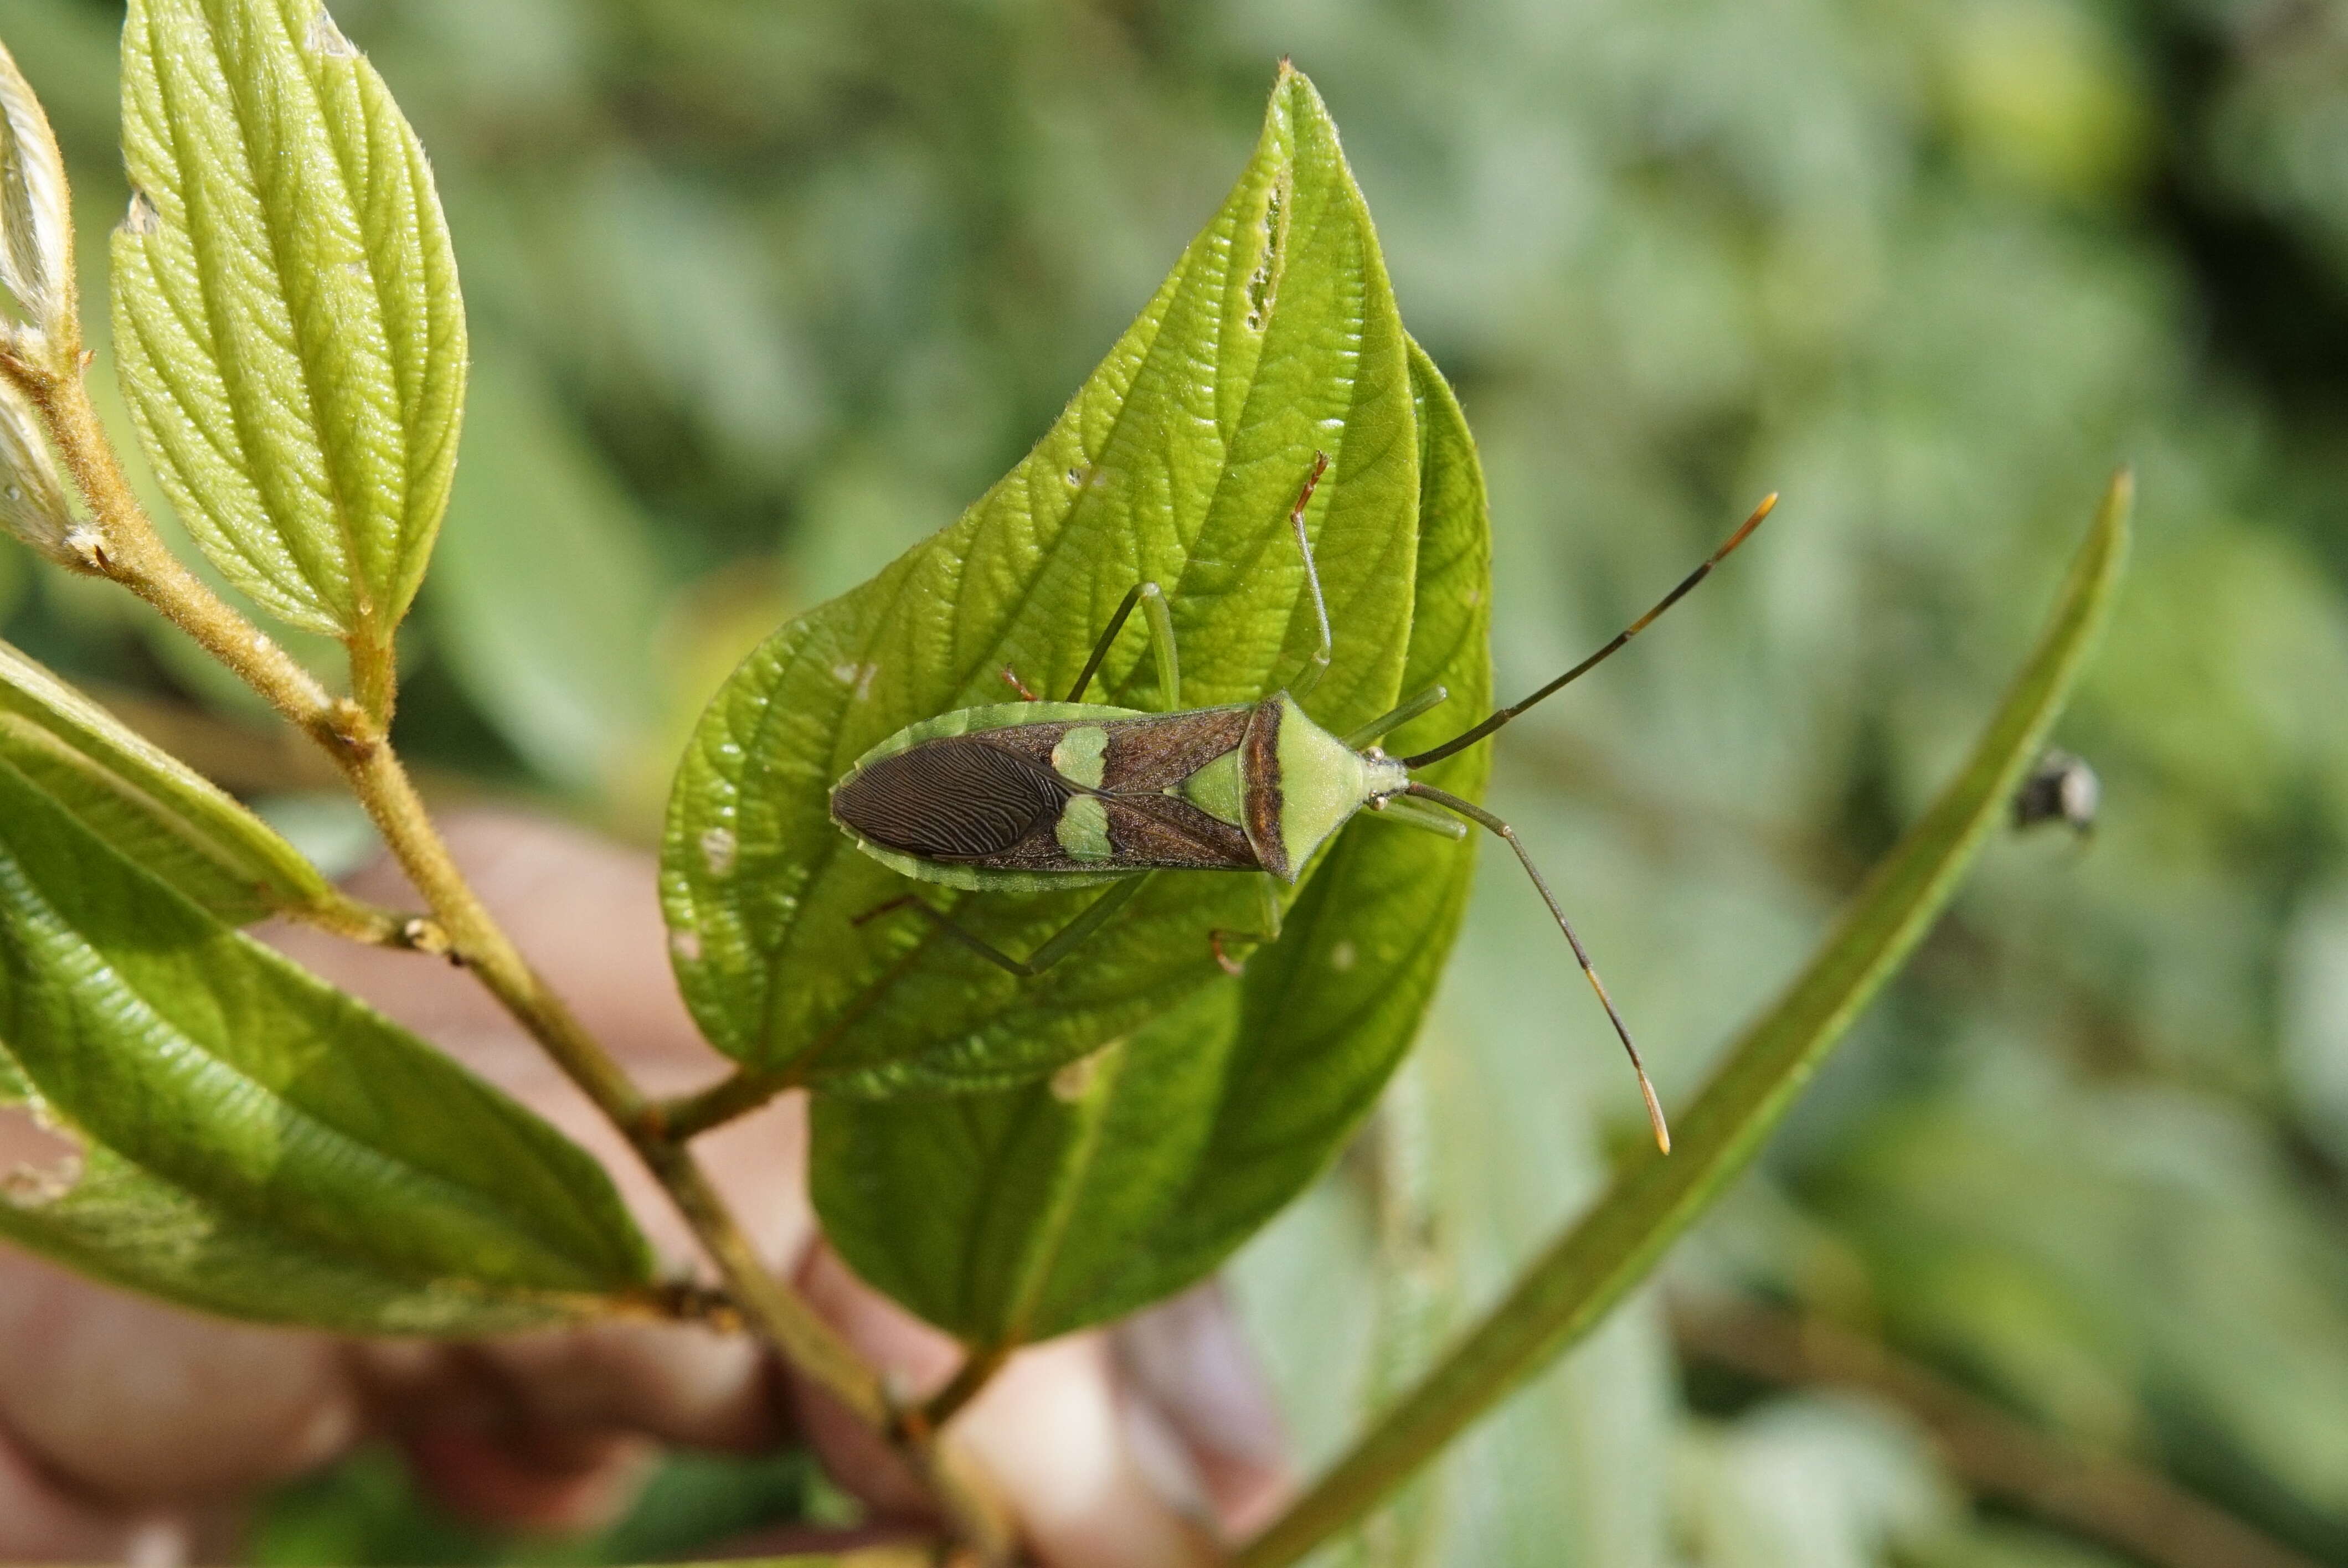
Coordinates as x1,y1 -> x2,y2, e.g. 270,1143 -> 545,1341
0,374 -> 78,563
0,38 -> 72,359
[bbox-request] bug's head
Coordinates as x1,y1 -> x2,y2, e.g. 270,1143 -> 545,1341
1243,692 -> 1409,882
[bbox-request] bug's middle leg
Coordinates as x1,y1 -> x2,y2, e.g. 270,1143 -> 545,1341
1064,581 -> 1182,710
1207,872 -> 1285,976
858,874 -> 1154,978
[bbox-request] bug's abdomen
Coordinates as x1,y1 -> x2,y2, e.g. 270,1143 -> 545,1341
832,737 -> 1072,860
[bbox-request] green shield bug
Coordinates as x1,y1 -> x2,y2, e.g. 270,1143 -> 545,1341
830,453 -> 1775,1152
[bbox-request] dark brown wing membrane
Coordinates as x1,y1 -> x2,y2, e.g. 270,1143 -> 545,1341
832,737 -> 1072,860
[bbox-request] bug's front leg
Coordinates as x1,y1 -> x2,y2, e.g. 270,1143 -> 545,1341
1207,873 -> 1284,975
856,874 -> 1154,977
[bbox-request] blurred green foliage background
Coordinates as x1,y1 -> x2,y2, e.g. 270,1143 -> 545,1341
2,0 -> 2346,1563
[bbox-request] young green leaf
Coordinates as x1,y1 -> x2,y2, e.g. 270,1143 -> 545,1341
110,0 -> 465,640
1237,474 -> 2133,1568
0,636 -> 336,923
809,342 -> 1493,1345
0,754 -> 657,1331
664,67 -> 1420,1094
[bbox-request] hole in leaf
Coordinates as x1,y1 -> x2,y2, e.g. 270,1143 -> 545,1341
1245,184 -> 1285,332
0,1101 -> 82,1209
699,826 -> 738,877
305,8 -> 359,59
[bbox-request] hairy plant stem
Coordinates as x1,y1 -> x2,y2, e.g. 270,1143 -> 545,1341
14,357 -> 1012,1562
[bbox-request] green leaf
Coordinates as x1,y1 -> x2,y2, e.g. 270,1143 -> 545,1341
0,752 -> 657,1332
0,635 -> 334,923
110,0 -> 466,639
809,341 -> 1492,1344
428,350 -> 664,797
663,67 -> 1420,1094
1236,474 -> 2133,1568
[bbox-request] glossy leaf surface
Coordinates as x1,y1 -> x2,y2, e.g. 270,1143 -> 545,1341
429,353 -> 664,798
1239,476 -> 2131,1568
0,636 -> 332,923
110,0 -> 465,638
811,342 -> 1492,1344
0,755 -> 656,1331
663,68 -> 1420,1094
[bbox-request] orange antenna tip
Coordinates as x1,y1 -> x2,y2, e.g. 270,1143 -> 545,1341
1716,493 -> 1776,561
1638,1071 -> 1671,1155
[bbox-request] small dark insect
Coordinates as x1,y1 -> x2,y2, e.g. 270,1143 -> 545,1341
830,452 -> 1775,1152
2013,749 -> 2099,835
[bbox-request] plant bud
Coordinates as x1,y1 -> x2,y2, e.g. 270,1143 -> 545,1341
0,376 -> 78,563
0,38 -> 73,363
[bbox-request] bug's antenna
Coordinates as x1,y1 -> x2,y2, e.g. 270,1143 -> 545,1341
1405,780 -> 1670,1154
1402,494 -> 1777,769
1284,451 -> 1336,702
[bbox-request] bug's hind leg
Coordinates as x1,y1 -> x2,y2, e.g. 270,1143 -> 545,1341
1064,582 -> 1181,710
857,875 -> 1153,977
1207,873 -> 1284,976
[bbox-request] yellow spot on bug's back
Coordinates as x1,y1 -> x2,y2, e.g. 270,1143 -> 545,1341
1052,725 -> 1108,788
1055,795 -> 1111,860
1329,940 -> 1357,972
670,928 -> 703,963
699,827 -> 737,876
